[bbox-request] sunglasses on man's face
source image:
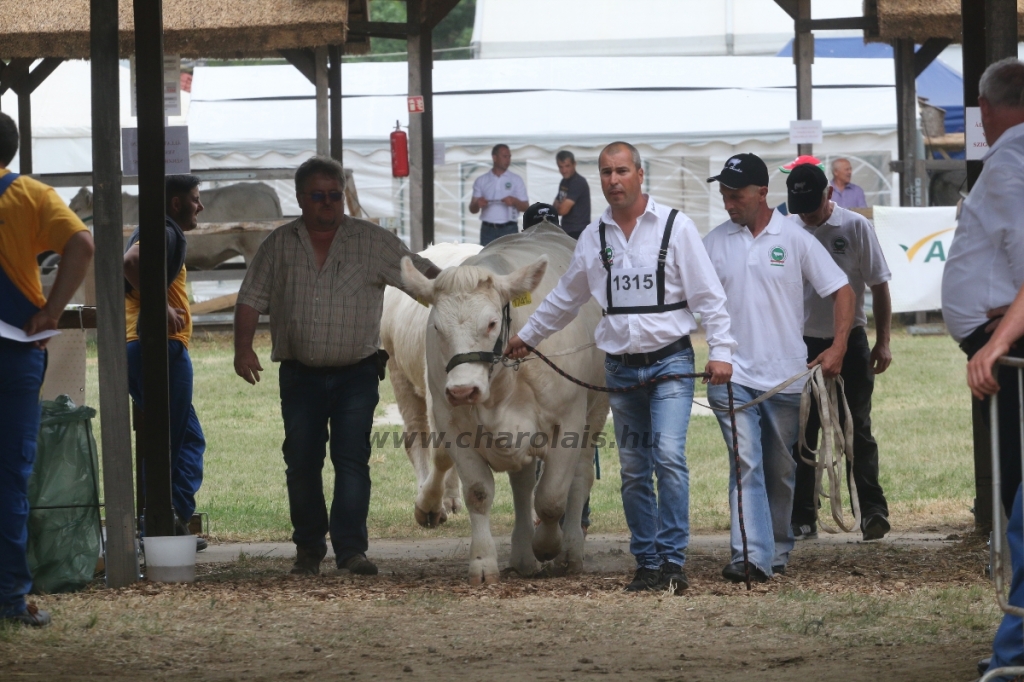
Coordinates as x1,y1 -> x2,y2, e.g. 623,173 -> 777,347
308,190 -> 344,204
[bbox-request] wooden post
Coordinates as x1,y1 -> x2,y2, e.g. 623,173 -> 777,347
894,39 -> 922,207
963,0 -> 985,190
315,46 -> 329,157
133,0 -> 174,538
986,0 -> 1018,66
91,0 -> 138,587
407,0 -> 434,250
793,0 -> 813,157
329,45 -> 343,164
17,91 -> 30,173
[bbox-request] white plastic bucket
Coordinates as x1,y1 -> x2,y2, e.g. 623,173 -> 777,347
144,536 -> 197,583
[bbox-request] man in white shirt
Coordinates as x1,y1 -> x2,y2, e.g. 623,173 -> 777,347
785,163 -> 893,542
505,141 -> 735,594
703,153 -> 854,583
941,58 -> 1024,679
469,144 -> 529,246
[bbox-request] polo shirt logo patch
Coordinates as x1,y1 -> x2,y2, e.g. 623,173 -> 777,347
769,245 -> 787,266
832,237 -> 847,254
505,182 -> 511,189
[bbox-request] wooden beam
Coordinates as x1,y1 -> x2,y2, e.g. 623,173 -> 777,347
190,293 -> 238,315
987,0 -> 1018,65
17,91 -> 31,174
796,17 -> 874,32
407,0 -> 434,250
793,0 -> 813,157
133,0 -> 174,539
894,39 -> 923,207
91,0 -> 137,587
963,0 -> 985,190
315,46 -> 329,157
279,48 -> 315,85
346,21 -> 418,39
914,38 -> 952,77
13,58 -> 63,96
329,45 -> 343,163
427,0 -> 462,28
774,0 -> 798,20
0,59 -> 32,95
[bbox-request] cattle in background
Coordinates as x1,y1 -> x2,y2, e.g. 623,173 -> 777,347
380,242 -> 483,524
402,223 -> 608,585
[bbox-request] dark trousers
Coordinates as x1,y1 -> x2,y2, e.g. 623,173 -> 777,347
0,341 -> 45,617
279,358 -> 379,564
989,483 -> 1024,673
127,340 -> 206,523
480,221 -> 518,246
792,327 -> 888,526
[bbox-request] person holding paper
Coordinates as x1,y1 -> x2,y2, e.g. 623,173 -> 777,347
469,144 -> 529,246
0,112 -> 93,627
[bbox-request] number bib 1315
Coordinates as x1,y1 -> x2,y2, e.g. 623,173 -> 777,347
610,267 -> 657,308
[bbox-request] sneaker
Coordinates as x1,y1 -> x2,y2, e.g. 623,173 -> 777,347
659,562 -> 689,594
721,562 -> 770,583
3,603 -> 51,627
792,522 -> 818,540
337,553 -> 378,576
862,513 -> 891,541
624,566 -> 662,592
290,544 -> 328,576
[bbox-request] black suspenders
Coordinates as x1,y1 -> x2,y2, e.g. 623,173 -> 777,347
598,209 -> 689,316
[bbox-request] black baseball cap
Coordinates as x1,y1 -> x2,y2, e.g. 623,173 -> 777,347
786,163 -> 829,214
523,202 -> 560,229
707,153 -> 769,189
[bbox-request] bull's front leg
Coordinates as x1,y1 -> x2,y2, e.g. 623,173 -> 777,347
453,449 -> 500,585
533,449 -> 575,562
556,448 -> 594,574
506,464 -> 540,577
414,446 -> 454,528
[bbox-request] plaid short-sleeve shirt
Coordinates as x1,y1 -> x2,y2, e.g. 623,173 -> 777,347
237,216 -> 434,367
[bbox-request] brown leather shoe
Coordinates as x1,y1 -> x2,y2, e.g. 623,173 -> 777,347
290,544 -> 327,576
336,553 -> 378,576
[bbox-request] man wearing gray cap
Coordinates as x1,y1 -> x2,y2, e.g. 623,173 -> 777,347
703,153 -> 854,582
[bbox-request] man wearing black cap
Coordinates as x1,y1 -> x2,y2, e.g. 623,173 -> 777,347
786,163 -> 893,542
522,202 -> 560,231
703,153 -> 855,583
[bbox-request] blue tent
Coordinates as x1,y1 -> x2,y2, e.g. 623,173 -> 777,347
778,37 -> 964,134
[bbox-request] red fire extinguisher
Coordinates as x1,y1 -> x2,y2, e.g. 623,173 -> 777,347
390,121 -> 409,178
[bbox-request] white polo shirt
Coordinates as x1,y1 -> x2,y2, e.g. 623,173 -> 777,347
472,169 -> 528,224
703,209 -> 848,393
789,204 -> 891,338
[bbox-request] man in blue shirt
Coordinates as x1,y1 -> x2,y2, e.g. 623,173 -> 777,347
829,158 -> 868,209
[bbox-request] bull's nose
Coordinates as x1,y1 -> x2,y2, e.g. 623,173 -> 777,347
446,385 -> 480,405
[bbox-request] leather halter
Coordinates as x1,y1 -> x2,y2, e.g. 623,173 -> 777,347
444,303 -> 512,374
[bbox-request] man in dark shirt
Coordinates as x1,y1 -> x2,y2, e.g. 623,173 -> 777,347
553,150 -> 591,239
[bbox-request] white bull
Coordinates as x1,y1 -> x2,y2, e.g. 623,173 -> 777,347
380,242 -> 483,525
401,223 -> 608,585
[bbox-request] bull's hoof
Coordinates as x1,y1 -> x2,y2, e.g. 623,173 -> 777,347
443,496 -> 462,515
469,571 -> 500,586
414,505 -> 448,528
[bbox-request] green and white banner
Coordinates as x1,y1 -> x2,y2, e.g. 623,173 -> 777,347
871,206 -> 957,313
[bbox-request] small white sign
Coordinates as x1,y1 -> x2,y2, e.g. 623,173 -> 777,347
789,119 -> 823,145
407,96 -> 425,114
130,54 -> 182,117
966,107 -> 989,160
433,142 -> 445,166
121,126 -> 191,175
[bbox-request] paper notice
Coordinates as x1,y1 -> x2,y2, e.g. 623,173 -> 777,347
0,319 -> 61,343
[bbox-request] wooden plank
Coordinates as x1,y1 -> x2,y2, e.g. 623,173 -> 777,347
190,293 -> 237,315
962,0 -> 985,190
797,17 -> 874,32
91,0 -> 138,587
346,21 -> 418,39
0,59 -> 32,96
315,46 -> 329,157
279,48 -> 315,86
894,39 -> 922,206
329,45 -> 342,163
15,58 -> 64,95
914,38 -> 952,78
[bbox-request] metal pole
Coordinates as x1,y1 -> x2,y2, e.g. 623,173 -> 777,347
133,0 -> 173,538
91,0 -> 138,586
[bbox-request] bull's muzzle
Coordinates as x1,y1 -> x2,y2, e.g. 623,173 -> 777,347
445,384 -> 481,406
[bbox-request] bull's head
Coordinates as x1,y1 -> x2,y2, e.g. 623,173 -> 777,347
401,256 -> 548,406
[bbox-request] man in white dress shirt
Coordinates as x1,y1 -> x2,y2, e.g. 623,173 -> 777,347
941,58 -> 1024,678
703,153 -> 854,583
469,144 -> 529,246
505,141 -> 735,594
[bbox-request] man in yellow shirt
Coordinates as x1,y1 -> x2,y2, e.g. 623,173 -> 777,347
123,174 -> 206,551
0,113 -> 94,627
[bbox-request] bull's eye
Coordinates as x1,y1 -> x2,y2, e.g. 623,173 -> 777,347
487,320 -> 497,332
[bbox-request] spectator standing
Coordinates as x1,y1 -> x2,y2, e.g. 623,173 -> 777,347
233,157 -> 440,577
829,158 -> 868,209
469,144 -> 529,246
553,150 -> 591,239
703,153 -> 854,583
0,112 -> 94,626
785,163 -> 893,542
123,174 -> 208,551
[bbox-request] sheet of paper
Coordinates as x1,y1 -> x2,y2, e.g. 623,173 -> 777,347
0,318 -> 61,343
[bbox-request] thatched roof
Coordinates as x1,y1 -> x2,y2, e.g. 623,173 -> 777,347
871,0 -> 1024,42
0,0 -> 354,59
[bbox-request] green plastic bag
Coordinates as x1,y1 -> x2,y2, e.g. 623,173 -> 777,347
26,395 -> 102,594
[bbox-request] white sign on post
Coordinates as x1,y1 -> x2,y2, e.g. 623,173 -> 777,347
121,126 -> 191,176
130,54 -> 182,117
872,205 -> 957,313
966,107 -> 989,160
789,119 -> 823,145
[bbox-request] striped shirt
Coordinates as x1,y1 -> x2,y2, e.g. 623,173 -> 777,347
237,216 -> 435,367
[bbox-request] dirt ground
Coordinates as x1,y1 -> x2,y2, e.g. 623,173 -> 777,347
0,526 -> 1002,682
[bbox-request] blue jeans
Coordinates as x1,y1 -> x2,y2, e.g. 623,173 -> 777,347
480,221 -> 518,246
989,483 -> 1024,677
708,382 -> 801,575
279,359 -> 379,564
0,340 -> 46,617
606,348 -> 695,569
127,340 -> 206,522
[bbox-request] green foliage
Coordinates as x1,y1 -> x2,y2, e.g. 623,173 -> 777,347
358,0 -> 476,62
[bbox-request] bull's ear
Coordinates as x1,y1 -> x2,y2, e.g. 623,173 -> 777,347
401,256 -> 435,304
496,256 -> 548,301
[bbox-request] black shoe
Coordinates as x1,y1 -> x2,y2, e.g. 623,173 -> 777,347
862,513 -> 890,541
659,562 -> 689,594
722,562 -> 770,583
772,564 -> 786,575
978,657 -> 991,676
792,522 -> 818,540
337,553 -> 378,576
624,566 -> 662,592
3,604 -> 51,627
290,544 -> 328,576
175,517 -> 208,552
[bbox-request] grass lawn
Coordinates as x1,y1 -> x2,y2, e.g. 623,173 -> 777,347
85,326 -> 975,542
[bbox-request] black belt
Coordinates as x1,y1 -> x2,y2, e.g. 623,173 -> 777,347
606,336 -> 692,368
282,354 -> 377,375
482,221 -> 517,228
